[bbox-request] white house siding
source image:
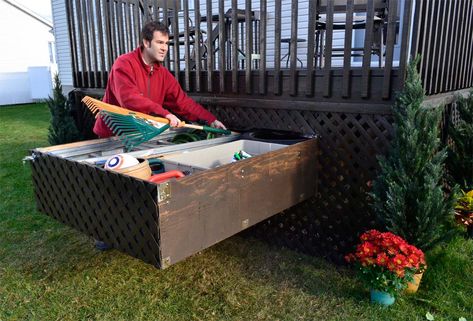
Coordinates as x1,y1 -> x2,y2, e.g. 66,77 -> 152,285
0,1 -> 55,105
52,0 -> 74,93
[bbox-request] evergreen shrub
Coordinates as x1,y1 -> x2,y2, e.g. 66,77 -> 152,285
47,73 -> 81,145
370,57 -> 456,250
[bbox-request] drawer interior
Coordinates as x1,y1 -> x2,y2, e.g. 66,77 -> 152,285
161,140 -> 286,169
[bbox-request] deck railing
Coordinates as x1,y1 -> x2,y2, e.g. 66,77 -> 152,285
411,0 -> 473,96
66,0 -> 471,104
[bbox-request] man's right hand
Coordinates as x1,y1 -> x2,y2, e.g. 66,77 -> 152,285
165,113 -> 182,127
210,120 -> 227,130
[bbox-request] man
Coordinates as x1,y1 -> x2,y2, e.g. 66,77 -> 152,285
93,21 -> 225,251
93,20 -> 226,138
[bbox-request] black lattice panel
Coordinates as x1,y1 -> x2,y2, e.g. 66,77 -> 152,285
64,95 -> 398,262
69,90 -> 100,140
440,102 -> 460,145
30,153 -> 162,268
208,105 -> 395,262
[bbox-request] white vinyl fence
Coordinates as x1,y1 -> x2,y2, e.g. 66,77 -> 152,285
0,66 -> 53,106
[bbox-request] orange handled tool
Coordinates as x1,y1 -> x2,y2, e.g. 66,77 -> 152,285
82,96 -> 231,135
149,170 -> 185,184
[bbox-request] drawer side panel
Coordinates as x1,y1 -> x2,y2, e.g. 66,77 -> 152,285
30,153 -> 162,268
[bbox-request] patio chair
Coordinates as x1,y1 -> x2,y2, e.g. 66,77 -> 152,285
157,0 -> 180,11
315,0 -> 387,67
156,2 -> 207,70
200,8 -> 261,70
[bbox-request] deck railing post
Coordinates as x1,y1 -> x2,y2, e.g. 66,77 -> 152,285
398,0 -> 414,89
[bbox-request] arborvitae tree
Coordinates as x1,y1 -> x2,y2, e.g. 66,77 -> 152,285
47,73 -> 81,145
370,57 -> 456,250
446,91 -> 473,190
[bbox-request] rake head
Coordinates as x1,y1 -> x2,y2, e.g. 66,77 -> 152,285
82,96 -> 169,123
100,111 -> 170,151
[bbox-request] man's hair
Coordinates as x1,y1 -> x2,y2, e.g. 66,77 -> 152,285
140,21 -> 170,46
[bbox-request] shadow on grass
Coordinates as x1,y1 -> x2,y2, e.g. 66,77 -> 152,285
192,234 -> 365,301
4,222 -> 363,300
2,198 -> 363,301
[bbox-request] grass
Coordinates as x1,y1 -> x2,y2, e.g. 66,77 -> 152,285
1,103 -> 472,321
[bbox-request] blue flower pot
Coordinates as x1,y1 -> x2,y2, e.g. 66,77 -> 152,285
370,289 -> 395,306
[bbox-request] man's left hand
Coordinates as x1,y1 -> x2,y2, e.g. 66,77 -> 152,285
165,113 -> 183,127
210,120 -> 227,130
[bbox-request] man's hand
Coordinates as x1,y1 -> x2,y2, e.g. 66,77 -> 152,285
210,120 -> 227,130
165,113 -> 182,127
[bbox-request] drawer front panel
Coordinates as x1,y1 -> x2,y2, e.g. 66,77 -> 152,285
159,139 -> 318,267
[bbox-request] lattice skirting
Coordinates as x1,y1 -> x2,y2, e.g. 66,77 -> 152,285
68,91 -> 396,262
68,91 -> 455,263
69,90 -> 101,140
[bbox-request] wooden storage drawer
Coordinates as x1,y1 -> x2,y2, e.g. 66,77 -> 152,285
29,133 -> 318,269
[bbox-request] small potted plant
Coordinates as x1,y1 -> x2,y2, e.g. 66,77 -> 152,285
454,190 -> 473,238
345,230 -> 426,305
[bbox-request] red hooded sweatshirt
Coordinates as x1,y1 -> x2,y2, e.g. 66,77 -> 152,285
93,47 -> 216,138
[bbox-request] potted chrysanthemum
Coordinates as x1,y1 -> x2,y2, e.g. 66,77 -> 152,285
345,230 -> 426,305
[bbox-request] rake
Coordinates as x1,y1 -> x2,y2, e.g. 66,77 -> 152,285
81,96 -> 231,150
100,111 -> 171,150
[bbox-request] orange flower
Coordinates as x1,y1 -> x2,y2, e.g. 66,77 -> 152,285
387,261 -> 397,272
395,269 -> 405,278
376,253 -> 389,267
360,242 -> 376,256
399,243 -> 409,255
386,246 -> 397,256
392,254 -> 407,267
360,256 -> 374,266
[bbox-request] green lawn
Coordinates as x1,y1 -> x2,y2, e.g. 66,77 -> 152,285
1,103 -> 472,321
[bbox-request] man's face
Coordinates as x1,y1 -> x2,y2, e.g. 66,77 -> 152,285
142,31 -> 169,64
